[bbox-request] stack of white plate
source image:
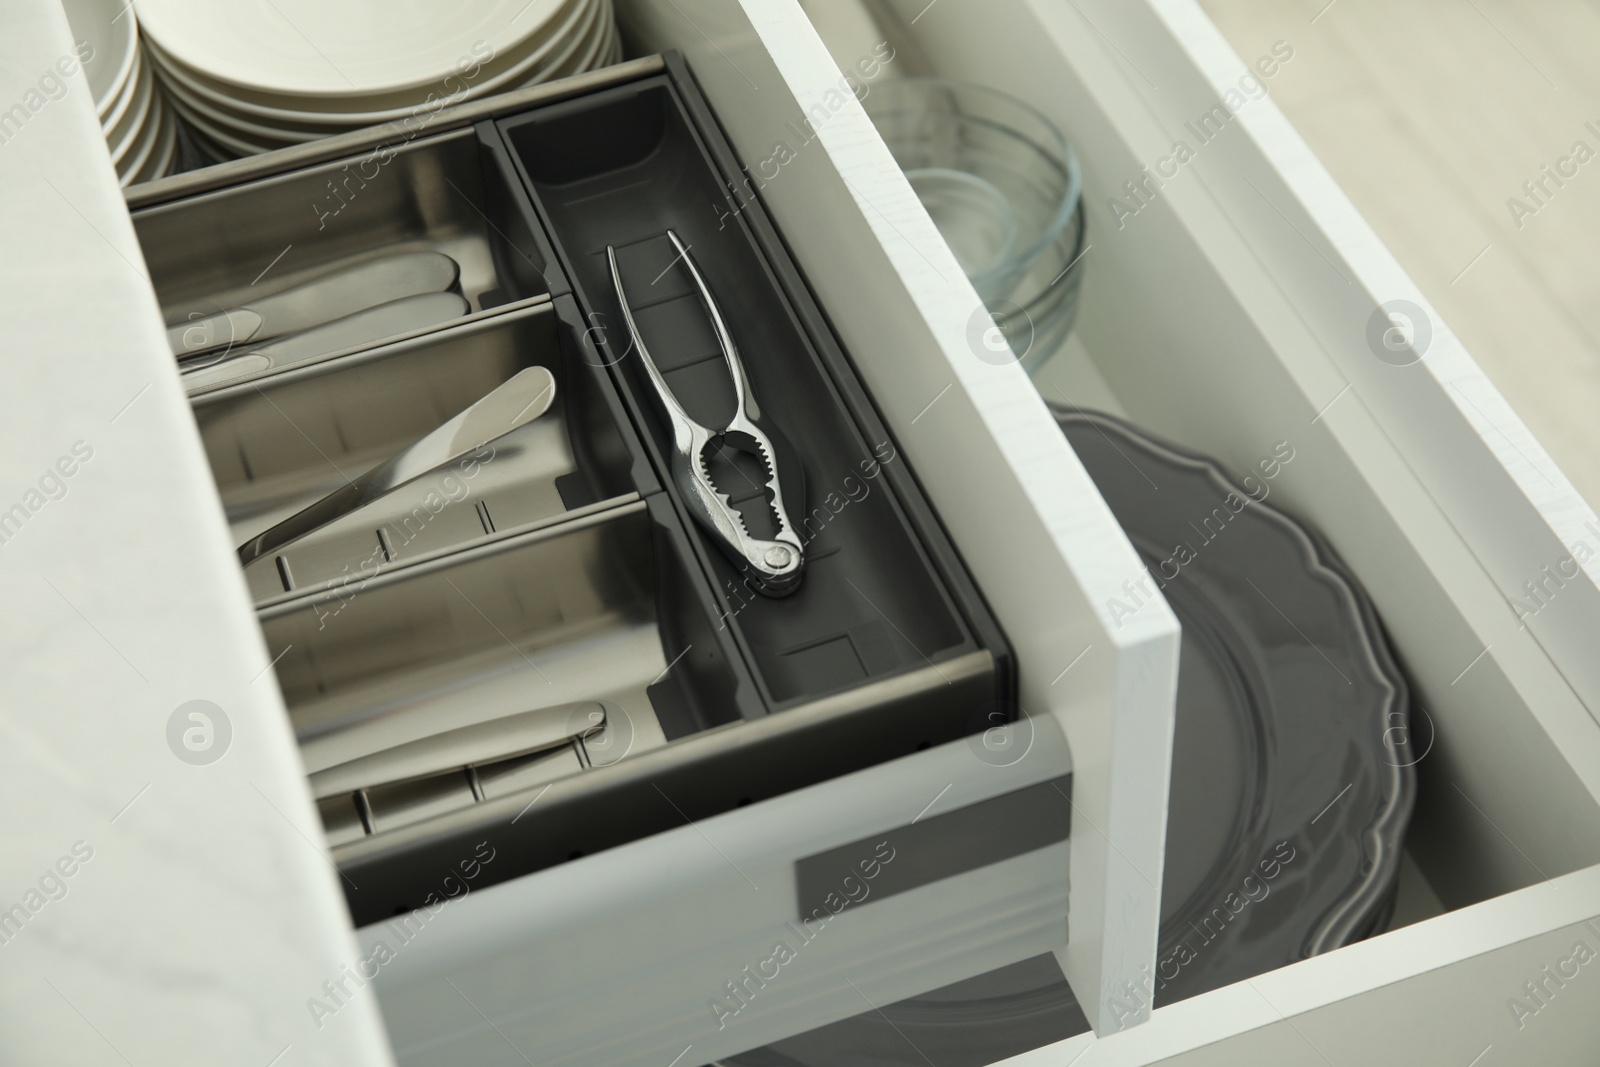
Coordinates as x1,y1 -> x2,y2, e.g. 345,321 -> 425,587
132,0 -> 620,161
64,0 -> 179,185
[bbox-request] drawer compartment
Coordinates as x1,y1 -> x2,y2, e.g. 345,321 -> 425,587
262,495 -> 754,865
135,125 -> 561,356
189,300 -> 643,603
496,69 -> 999,711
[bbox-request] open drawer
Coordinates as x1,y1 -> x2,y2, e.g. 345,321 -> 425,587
119,48 -> 1098,1067
614,0 -> 1600,1063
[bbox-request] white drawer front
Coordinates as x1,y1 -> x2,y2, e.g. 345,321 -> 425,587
367,719 -> 1072,1066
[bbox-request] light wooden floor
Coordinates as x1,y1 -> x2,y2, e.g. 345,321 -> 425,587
1198,0 -> 1600,510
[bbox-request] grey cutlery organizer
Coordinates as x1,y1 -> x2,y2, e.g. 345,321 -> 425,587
129,55 -> 1013,925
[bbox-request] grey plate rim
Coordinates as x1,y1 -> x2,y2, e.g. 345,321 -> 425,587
1052,404 -> 1417,958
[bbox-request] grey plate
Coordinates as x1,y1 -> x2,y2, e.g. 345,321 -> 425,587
1057,406 -> 1416,1002
720,409 -> 1417,1065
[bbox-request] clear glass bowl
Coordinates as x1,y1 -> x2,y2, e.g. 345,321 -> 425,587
996,197 -> 1087,376
863,78 -> 1082,308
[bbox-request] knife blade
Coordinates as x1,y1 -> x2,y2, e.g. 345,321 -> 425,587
236,364 -> 558,566
308,701 -> 606,798
181,291 -> 470,394
167,250 -> 462,357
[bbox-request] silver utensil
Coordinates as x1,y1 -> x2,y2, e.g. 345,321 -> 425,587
167,250 -> 462,357
309,701 -> 605,798
180,291 -> 470,392
237,365 -> 558,566
607,231 -> 805,596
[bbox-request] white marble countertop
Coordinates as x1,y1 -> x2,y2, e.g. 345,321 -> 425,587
0,3 -> 393,1063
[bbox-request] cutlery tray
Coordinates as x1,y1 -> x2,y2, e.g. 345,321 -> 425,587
129,58 -> 1013,922
137,126 -> 561,333
191,300 -> 643,602
264,496 -> 734,845
495,64 -> 993,710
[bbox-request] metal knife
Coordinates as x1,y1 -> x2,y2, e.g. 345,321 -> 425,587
167,250 -> 462,357
308,702 -> 605,798
236,364 -> 558,566
180,291 -> 470,393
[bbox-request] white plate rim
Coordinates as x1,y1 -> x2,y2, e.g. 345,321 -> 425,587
116,82 -> 168,181
64,0 -> 140,116
127,97 -> 179,185
100,43 -> 144,138
140,0 -> 590,127
133,0 -> 571,100
107,52 -> 156,163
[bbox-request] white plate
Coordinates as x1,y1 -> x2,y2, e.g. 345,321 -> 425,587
602,16 -> 622,64
150,55 -> 312,146
147,0 -> 588,123
133,0 -> 570,99
182,118 -> 237,165
64,0 -> 139,117
162,90 -> 281,159
509,0 -> 606,84
130,100 -> 179,185
107,53 -> 155,163
100,44 -> 144,140
142,0 -> 588,133
115,82 -> 167,183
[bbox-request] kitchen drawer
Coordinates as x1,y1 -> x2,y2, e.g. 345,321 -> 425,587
137,29 -> 1171,1067
119,48 -> 1085,1067
623,0 -> 1600,1062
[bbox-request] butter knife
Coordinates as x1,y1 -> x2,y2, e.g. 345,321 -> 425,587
308,702 -> 605,798
237,365 -> 558,566
167,250 -> 461,357
181,291 -> 470,393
